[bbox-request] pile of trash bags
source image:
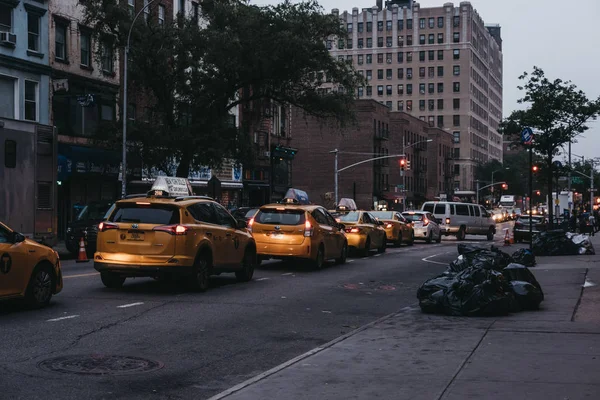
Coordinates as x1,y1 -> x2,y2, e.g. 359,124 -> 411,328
532,230 -> 595,256
417,245 -> 544,316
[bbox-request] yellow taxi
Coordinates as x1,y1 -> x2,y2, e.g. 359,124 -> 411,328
370,211 -> 414,246
94,177 -> 256,291
249,192 -> 348,269
337,211 -> 387,256
0,221 -> 63,307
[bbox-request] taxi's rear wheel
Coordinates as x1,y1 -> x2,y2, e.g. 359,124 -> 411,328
312,245 -> 325,270
101,272 -> 126,289
25,264 -> 54,308
377,236 -> 386,253
407,231 -> 414,246
236,247 -> 256,282
193,254 -> 211,292
335,242 -> 348,265
362,238 -> 371,257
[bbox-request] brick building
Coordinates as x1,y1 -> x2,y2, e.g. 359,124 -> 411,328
290,100 -> 453,210
328,0 -> 503,193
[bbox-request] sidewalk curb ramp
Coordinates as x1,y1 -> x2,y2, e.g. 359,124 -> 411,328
207,304 -> 418,400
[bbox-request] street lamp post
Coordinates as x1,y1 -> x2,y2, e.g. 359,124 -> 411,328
121,0 -> 158,198
331,139 -> 432,207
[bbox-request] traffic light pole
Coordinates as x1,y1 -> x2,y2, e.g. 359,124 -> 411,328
529,146 -> 533,252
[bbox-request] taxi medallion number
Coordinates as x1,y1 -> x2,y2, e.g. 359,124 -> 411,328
127,231 -> 145,241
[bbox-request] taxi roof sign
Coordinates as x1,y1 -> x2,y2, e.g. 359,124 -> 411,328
282,188 -> 310,205
337,198 -> 357,211
147,177 -> 193,197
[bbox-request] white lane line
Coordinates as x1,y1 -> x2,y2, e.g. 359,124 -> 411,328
255,277 -> 270,281
47,315 -> 79,322
281,272 -> 293,276
374,254 -> 382,257
63,272 -> 99,279
348,260 -> 355,263
116,302 -> 145,309
421,253 -> 450,265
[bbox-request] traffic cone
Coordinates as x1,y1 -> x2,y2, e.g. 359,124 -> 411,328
503,229 -> 511,247
76,236 -> 89,263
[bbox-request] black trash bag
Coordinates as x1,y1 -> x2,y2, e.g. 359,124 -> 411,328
457,243 -> 487,255
502,263 -> 544,295
512,248 -> 536,267
467,250 -> 514,272
419,289 -> 447,314
509,281 -> 544,310
417,274 -> 456,313
532,229 -> 579,256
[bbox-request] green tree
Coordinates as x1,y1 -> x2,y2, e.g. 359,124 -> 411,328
84,0 -> 363,177
501,67 -> 600,226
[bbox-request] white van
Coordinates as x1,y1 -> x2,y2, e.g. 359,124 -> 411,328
421,202 -> 496,241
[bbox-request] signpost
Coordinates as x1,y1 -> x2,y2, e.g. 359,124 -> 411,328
521,127 -> 534,251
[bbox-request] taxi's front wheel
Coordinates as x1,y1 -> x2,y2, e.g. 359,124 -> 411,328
26,265 -> 54,308
101,272 -> 126,289
192,254 -> 211,292
236,248 -> 256,282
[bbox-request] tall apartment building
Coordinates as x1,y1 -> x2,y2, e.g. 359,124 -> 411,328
329,0 -> 503,192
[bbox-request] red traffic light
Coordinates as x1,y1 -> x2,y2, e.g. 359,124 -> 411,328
501,183 -> 508,190
532,165 -> 539,172
536,190 -> 541,196
400,159 -> 406,166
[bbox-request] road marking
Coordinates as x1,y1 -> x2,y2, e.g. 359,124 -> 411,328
348,260 -> 355,263
117,302 -> 145,309
63,272 -> 99,279
374,254 -> 381,257
47,315 -> 79,322
255,277 -> 270,281
421,253 -> 450,265
281,272 -> 293,276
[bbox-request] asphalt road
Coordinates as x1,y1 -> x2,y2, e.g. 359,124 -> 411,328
0,225 -> 511,400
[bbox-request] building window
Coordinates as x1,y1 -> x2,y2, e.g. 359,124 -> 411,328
377,69 -> 383,79
128,0 -> 135,16
144,0 -> 150,21
385,101 -> 392,108
453,131 -> 460,143
419,100 -> 425,111
437,66 -> 444,76
358,54 -> 364,65
428,66 -> 434,77
438,50 -> 444,60
4,140 -> 16,168
367,21 -> 372,32
386,20 -> 392,31
386,36 -> 392,47
419,67 -> 425,78
367,38 -> 373,48
453,115 -> 460,126
358,22 -> 363,32
397,68 -> 404,79
326,40 -> 332,50
453,16 -> 460,27
397,35 -> 404,47
437,16 -> 444,28
347,23 -> 353,33
453,82 -> 460,92
397,52 -> 403,63
437,115 -> 444,128
406,68 -> 412,79
407,84 -> 413,95
101,42 -> 114,73
453,32 -> 460,43
358,87 -> 364,97
406,100 -> 413,111
27,13 -> 40,52
377,85 -> 383,96
419,34 -> 425,45
386,85 -> 392,95
419,83 -> 425,94
437,33 -> 444,44
397,84 -> 404,94
453,98 -> 460,109
453,49 -> 460,59
377,37 -> 383,47
428,83 -> 434,94
453,65 -> 460,76
397,19 -> 403,31
428,17 -> 434,28
366,86 -> 372,96
338,39 -> 345,49
437,99 -> 444,110
377,21 -> 383,31
24,80 -> 38,121
407,35 -> 412,45
347,39 -> 353,49
158,4 -> 165,25
0,5 -> 11,32
191,2 -> 200,24
419,51 -> 425,62
346,55 -> 352,63
428,116 -> 434,127
386,69 -> 392,79
428,50 -> 434,61
419,18 -> 425,29
55,22 -> 67,61
366,69 -> 372,80
428,34 -> 434,44
79,31 -> 91,67
377,53 -> 384,63
407,19 -> 413,29
0,75 -> 15,119
428,99 -> 434,110
437,82 -> 444,93
398,100 -> 404,111
358,38 -> 364,48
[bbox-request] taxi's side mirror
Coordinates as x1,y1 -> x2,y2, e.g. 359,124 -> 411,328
12,232 -> 25,243
237,219 -> 247,229
338,223 -> 346,230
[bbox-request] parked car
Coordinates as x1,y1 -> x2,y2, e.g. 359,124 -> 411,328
513,215 -> 548,242
402,211 -> 442,243
421,202 -> 496,241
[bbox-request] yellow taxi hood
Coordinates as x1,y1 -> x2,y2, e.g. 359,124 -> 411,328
24,237 -> 54,252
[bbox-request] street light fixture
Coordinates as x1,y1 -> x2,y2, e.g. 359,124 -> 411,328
121,0 -> 159,198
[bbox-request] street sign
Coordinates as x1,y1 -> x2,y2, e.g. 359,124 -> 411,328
521,127 -> 534,145
588,188 -> 597,192
553,160 -> 563,168
396,184 -> 405,189
572,177 -> 584,184
554,198 -> 560,205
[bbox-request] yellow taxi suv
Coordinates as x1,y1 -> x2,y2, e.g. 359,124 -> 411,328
0,222 -> 63,307
249,202 -> 348,269
94,177 -> 257,291
370,211 -> 414,247
337,211 -> 387,256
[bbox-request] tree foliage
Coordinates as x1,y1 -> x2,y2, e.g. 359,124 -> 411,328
500,66 -> 600,224
83,0 -> 363,177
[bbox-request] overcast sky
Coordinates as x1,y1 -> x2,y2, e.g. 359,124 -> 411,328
257,0 -> 600,162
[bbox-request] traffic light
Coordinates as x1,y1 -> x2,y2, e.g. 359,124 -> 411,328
406,160 -> 411,171
532,165 -> 539,172
536,190 -> 541,196
400,159 -> 406,171
501,183 -> 508,190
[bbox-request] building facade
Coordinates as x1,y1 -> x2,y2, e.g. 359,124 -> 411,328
290,100 -> 453,210
0,0 -> 51,124
329,0 -> 502,193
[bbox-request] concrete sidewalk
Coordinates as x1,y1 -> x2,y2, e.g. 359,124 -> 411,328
209,237 -> 600,400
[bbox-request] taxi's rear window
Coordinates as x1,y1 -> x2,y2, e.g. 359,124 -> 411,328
109,204 -> 180,225
255,209 -> 306,225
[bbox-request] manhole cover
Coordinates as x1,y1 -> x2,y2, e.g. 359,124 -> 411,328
38,355 -> 163,376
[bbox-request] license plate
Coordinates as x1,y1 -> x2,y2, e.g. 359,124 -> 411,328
127,231 -> 145,241
269,231 -> 283,237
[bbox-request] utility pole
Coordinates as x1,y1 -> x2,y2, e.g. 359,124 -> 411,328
590,159 -> 594,212
476,180 -> 480,205
528,145 -> 533,251
402,136 -> 406,212
568,141 -> 572,214
330,149 -> 339,206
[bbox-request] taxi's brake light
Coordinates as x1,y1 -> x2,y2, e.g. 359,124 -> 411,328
386,223 -> 393,229
247,218 -> 254,233
153,224 -> 189,235
346,227 -> 362,233
445,218 -> 451,225
98,222 -> 118,232
304,220 -> 313,237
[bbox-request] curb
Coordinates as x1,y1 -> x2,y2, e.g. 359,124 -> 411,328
207,304 -> 418,400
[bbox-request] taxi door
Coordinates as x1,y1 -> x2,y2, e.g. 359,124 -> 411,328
0,226 -> 31,297
212,203 -> 244,267
188,203 -> 230,268
311,209 -> 338,259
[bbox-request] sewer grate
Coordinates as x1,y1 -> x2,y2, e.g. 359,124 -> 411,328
38,355 -> 163,376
